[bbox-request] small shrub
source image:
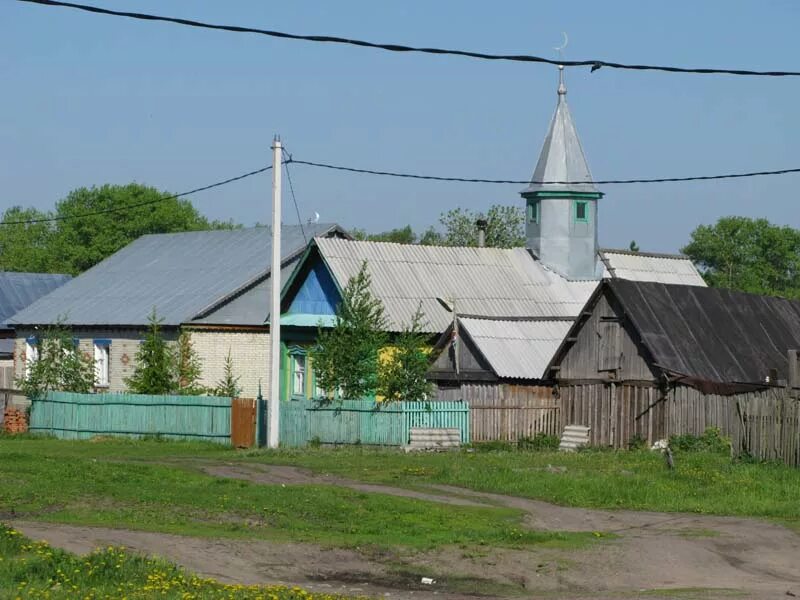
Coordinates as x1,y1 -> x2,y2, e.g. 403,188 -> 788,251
518,432 -> 560,451
627,434 -> 647,451
309,436 -> 322,449
473,440 -> 515,452
669,427 -> 730,454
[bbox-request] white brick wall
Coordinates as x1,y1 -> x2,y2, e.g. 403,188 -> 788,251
14,327 -> 270,400
190,329 -> 270,399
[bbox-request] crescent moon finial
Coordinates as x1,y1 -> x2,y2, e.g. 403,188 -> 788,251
553,32 -> 569,61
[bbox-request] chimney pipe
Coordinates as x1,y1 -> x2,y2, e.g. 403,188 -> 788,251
476,219 -> 488,248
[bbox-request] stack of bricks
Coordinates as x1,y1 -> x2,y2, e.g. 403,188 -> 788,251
3,406 -> 28,434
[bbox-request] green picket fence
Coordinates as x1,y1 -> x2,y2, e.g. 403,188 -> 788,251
279,399 -> 469,447
29,391 -> 232,443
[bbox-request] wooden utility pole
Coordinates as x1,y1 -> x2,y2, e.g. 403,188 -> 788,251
268,136 -> 282,448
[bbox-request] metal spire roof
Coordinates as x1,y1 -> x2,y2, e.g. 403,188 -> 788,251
521,66 -> 598,195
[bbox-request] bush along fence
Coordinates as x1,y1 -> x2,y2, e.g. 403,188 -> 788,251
279,399 -> 470,448
28,391 -> 232,443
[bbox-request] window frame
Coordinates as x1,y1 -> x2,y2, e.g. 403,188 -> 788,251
93,339 -> 111,388
574,200 -> 590,224
24,336 -> 39,380
527,200 -> 540,225
288,348 -> 307,400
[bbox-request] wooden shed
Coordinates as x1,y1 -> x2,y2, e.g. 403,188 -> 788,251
545,279 -> 800,465
428,316 -> 570,442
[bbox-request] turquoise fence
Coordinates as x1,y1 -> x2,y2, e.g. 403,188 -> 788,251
29,391 -> 232,444
279,399 -> 469,447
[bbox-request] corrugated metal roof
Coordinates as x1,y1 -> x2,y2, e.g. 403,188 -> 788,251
521,73 -> 598,195
314,238 -> 598,333
0,272 -> 71,328
11,224 -> 339,327
607,279 -> 800,390
600,249 -> 706,286
460,317 -> 573,379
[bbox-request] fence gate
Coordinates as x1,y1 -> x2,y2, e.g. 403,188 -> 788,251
231,398 -> 256,448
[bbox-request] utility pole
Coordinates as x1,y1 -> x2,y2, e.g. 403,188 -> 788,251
268,136 -> 282,448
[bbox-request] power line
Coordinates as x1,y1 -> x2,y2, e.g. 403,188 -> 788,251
0,165 -> 272,226
17,0 -> 800,78
285,158 -> 800,186
281,149 -> 306,244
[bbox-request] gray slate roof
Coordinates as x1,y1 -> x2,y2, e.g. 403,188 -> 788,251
0,271 -> 71,355
459,317 -> 573,379
0,272 -> 71,328
599,249 -> 706,286
11,224 -> 339,327
521,70 -> 598,195
313,238 -> 599,333
571,279 -> 800,392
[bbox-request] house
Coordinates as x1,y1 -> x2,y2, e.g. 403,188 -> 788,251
10,224 -> 346,400
0,272 -> 71,406
544,279 -> 800,448
277,67 -> 704,418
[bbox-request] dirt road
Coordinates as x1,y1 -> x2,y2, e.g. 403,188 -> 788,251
13,462 -> 800,599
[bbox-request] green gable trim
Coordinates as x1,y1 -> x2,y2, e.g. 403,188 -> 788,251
281,313 -> 337,328
522,190 -> 603,200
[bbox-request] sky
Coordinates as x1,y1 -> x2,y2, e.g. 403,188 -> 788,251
1,0 -> 799,253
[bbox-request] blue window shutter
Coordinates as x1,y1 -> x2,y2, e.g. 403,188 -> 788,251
93,338 -> 112,346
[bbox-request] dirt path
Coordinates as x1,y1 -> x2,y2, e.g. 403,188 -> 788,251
13,461 -> 800,600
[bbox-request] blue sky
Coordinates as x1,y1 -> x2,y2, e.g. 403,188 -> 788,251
2,0 -> 799,252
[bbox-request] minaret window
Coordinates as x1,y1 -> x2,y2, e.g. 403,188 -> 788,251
574,200 -> 589,224
527,200 -> 540,224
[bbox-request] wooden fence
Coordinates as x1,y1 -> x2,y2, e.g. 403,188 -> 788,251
435,383 -> 560,442
29,391 -> 233,443
559,383 -> 800,466
279,399 -> 470,448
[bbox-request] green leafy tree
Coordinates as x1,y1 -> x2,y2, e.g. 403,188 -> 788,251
17,322 -> 95,399
0,207 -> 57,272
175,331 -> 207,396
311,261 -> 388,400
378,303 -> 433,403
214,349 -> 242,398
629,240 -> 640,252
437,205 -> 525,248
125,308 -> 176,395
351,225 -> 416,244
682,217 -> 800,297
0,184 -> 238,275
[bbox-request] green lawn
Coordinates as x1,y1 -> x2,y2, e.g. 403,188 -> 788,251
0,524 -> 366,600
247,446 -> 800,523
0,436 -> 585,550
2,435 -> 799,541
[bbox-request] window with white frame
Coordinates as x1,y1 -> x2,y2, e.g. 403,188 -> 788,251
24,337 -> 39,379
292,353 -> 306,398
93,340 -> 110,387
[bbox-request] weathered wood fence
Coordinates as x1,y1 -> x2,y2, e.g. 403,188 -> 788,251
560,383 -> 800,466
29,391 -> 233,443
436,383 -> 560,442
279,399 -> 470,448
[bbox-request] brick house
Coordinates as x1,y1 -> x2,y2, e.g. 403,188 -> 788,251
9,224 -> 346,401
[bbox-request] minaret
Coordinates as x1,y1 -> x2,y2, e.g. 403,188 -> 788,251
520,66 -> 603,279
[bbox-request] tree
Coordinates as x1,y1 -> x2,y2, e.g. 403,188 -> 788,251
125,308 -> 176,395
311,261 -> 388,400
629,240 -> 640,253
378,303 -> 433,403
175,331 -> 206,396
437,205 -> 525,248
0,207 -> 57,272
352,225 -> 416,244
0,184 -> 238,275
214,349 -> 242,398
17,322 -> 95,399
682,217 -> 800,297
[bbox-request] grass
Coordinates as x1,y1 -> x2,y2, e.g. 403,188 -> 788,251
0,437 -> 587,551
244,446 -> 800,524
0,524 -> 366,600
